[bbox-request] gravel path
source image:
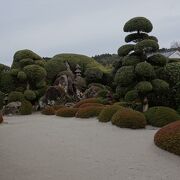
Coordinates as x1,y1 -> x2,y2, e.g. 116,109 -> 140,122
0,113 -> 179,180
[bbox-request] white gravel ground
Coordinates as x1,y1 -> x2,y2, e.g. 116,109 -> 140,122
0,113 -> 179,180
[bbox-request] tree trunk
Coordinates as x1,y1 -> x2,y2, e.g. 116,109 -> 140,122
143,97 -> 149,112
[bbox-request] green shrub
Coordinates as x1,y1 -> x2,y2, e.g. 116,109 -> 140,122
0,113 -> 3,123
56,108 -> 78,117
151,79 -> 169,94
74,98 -> 102,108
85,68 -> 103,84
23,65 -> 47,82
17,71 -> 27,81
19,100 -> 32,115
125,33 -> 149,43
115,66 -> 135,86
52,105 -> 65,111
122,56 -> 142,66
125,90 -> 139,102
19,58 -> 34,68
98,105 -> 123,122
123,17 -> 153,33
135,81 -> 153,94
10,68 -> 19,76
76,106 -> 103,118
8,91 -> 24,103
79,103 -> 104,108
147,54 -> 167,66
144,106 -> 180,127
41,106 -> 55,115
117,44 -> 135,56
111,108 -> 146,129
135,62 -> 155,78
154,121 -> 180,156
0,91 -> 5,110
97,90 -> 109,98
24,90 -> 36,101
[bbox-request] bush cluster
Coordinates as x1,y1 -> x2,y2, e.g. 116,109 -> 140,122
56,108 -> 78,117
8,91 -> 25,103
79,103 -> 104,108
19,101 -> 32,115
111,108 -> 146,129
74,98 -> 102,108
145,106 -> 180,127
154,121 -> 180,156
0,112 -> 3,123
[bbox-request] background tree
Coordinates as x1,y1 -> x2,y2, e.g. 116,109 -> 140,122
114,17 -> 169,112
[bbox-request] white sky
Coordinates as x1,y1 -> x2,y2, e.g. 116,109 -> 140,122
0,0 -> 180,66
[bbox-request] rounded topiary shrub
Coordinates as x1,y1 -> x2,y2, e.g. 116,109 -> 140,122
8,91 -> 25,103
125,90 -> 139,102
135,81 -> 153,94
154,121 -> 180,156
76,106 -> 103,118
41,106 -> 55,115
52,105 -> 65,111
0,91 -> 5,110
98,105 -> 123,123
24,90 -> 36,101
145,106 -> 180,127
19,101 -> 32,115
56,108 -> 78,117
111,108 -> 146,129
17,71 -> 27,81
79,103 -> 104,108
74,98 -> 102,108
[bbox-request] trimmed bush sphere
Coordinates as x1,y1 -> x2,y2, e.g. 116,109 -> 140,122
19,101 -> 32,115
56,108 -> 78,117
41,106 -> 55,115
52,105 -> 65,111
145,106 -> 180,127
111,108 -> 146,129
8,91 -> 24,103
154,121 -> 180,156
135,81 -> 153,94
24,90 -> 36,101
98,105 -> 123,122
76,106 -> 103,118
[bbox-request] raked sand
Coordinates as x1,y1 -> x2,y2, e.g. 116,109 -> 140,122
0,113 -> 179,180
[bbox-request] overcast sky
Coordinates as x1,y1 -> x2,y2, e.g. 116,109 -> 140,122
1,0 -> 180,66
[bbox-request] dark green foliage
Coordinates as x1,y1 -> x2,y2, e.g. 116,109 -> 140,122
19,100 -> 32,115
17,71 -> 27,81
134,39 -> 159,53
151,79 -> 169,94
19,58 -> 34,68
34,60 -> 46,67
12,49 -> 42,68
10,69 -> 19,76
146,36 -> 158,42
112,108 -> 146,129
8,91 -> 24,103
135,62 -> 155,78
125,90 -> 139,102
122,56 -> 142,66
56,108 -> 78,117
97,89 -> 109,98
85,68 -> 103,84
147,54 -> 167,66
115,66 -> 135,86
23,65 -> 47,82
117,44 -> 134,56
0,71 -> 15,93
98,105 -> 123,122
75,76 -> 86,91
125,33 -> 148,43
24,90 -> 36,101
0,91 -> 5,109
36,80 -> 46,88
0,63 -> 10,73
116,86 -> 132,98
145,106 -> 180,127
135,81 -> 153,94
123,17 -> 153,33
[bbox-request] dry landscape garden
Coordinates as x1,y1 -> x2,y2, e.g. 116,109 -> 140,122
0,17 -> 180,180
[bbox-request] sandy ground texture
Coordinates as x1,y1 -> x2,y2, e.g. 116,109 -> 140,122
0,113 -> 180,180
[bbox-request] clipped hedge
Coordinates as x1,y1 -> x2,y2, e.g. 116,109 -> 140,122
145,106 -> 180,127
24,90 -> 36,101
0,112 -> 3,123
74,98 -> 102,108
56,108 -> 78,117
41,106 -> 55,115
52,105 -> 65,111
19,101 -> 32,115
79,103 -> 104,108
98,105 -> 123,122
112,108 -> 146,129
154,121 -> 180,156
76,106 -> 103,118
